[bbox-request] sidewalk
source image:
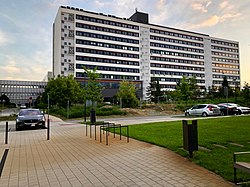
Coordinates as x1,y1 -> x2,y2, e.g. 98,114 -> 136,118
0,119 -> 234,186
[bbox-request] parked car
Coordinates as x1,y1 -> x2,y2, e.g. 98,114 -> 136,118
16,109 -> 45,130
223,103 -> 250,115
185,104 -> 221,117
217,104 -> 238,116
20,104 -> 26,109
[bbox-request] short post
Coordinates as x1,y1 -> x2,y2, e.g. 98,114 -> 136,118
47,118 -> 50,140
127,126 -> 129,143
106,127 -> 108,145
182,120 -> 198,158
5,122 -> 8,144
120,125 -> 121,140
47,94 -> 50,140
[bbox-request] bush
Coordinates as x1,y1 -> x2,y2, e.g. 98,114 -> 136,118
49,105 -> 126,119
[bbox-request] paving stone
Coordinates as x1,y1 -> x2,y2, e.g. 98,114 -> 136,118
0,116 -> 234,187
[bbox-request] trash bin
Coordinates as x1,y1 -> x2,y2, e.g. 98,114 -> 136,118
90,109 -> 96,123
182,120 -> 198,157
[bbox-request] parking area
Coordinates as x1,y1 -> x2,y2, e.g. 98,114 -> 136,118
0,117 -> 234,187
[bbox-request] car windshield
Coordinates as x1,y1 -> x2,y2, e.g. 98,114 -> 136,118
19,110 -> 41,116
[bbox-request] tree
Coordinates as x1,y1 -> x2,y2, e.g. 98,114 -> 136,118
242,82 -> 250,104
83,67 -> 103,108
45,75 -> 81,108
83,67 -> 103,123
146,79 -> 163,103
219,76 -> 233,97
0,94 -> 10,105
175,76 -> 200,101
116,80 -> 139,108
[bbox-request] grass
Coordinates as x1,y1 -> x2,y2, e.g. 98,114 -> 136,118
117,115 -> 250,183
0,115 -> 17,121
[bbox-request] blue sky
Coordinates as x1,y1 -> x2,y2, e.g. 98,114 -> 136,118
0,0 -> 250,85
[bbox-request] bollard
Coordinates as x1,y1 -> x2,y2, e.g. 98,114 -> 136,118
182,120 -> 198,158
5,122 -> 8,144
47,119 -> 50,140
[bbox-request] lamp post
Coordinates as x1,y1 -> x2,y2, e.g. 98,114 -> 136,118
47,94 -> 50,140
67,100 -> 69,119
233,78 -> 237,103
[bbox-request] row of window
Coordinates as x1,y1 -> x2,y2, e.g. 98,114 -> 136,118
150,56 -> 204,65
212,57 -> 239,64
212,75 -> 240,80
212,63 -> 239,69
75,55 -> 139,66
77,72 -> 140,81
76,64 -> 140,73
1,85 -> 45,89
150,42 -> 204,53
100,75 -> 139,81
213,80 -> 238,85
150,35 -> 204,47
75,14 -> 139,30
151,70 -> 205,77
76,39 -> 139,51
211,45 -> 238,53
150,49 -> 204,59
151,77 -> 205,83
212,69 -> 240,74
76,31 -> 139,44
150,28 -> 203,41
151,63 -> 204,71
76,48 -> 139,59
212,51 -> 238,58
76,22 -> 139,37
211,40 -> 238,47
160,85 -> 176,89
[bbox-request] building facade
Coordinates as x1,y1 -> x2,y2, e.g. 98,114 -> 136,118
53,6 -> 240,100
0,80 -> 47,105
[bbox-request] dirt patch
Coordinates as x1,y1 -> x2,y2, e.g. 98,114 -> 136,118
121,104 -> 183,116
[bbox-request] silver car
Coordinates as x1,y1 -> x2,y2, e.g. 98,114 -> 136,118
185,104 -> 221,117
224,103 -> 250,115
16,109 -> 46,130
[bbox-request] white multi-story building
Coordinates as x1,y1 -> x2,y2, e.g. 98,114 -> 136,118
53,6 -> 240,100
0,80 -> 47,105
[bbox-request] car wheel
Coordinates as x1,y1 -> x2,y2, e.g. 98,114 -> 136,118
221,111 -> 226,116
16,124 -> 19,131
202,112 -> 208,117
185,112 -> 190,116
238,111 -> 242,115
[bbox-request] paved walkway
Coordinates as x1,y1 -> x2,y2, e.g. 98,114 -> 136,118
0,116 -> 234,187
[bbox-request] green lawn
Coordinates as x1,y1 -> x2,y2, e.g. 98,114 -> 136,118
118,115 -> 250,183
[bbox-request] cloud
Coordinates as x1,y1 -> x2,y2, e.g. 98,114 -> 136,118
0,30 -> 14,46
47,0 -> 70,8
94,0 -> 106,8
151,0 -> 169,23
219,0 -> 231,9
189,15 -> 219,29
191,0 -> 212,13
188,11 -> 241,29
0,50 -> 51,81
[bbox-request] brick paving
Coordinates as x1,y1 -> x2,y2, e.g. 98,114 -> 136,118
0,117 -> 234,187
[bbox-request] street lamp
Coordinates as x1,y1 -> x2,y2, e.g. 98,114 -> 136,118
67,100 -> 69,119
233,78 -> 237,103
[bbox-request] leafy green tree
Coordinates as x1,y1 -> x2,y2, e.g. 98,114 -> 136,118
45,75 -> 81,108
241,82 -> 250,104
146,79 -> 163,103
175,76 -> 200,101
116,80 -> 139,108
83,67 -> 103,109
219,76 -> 233,97
82,66 -> 103,123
